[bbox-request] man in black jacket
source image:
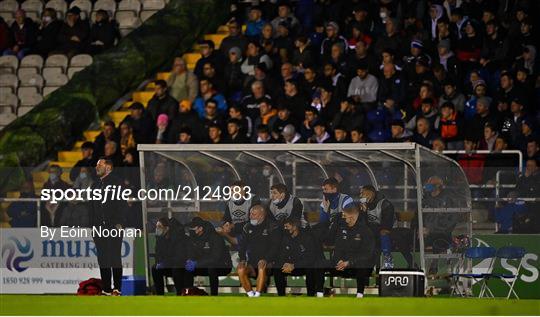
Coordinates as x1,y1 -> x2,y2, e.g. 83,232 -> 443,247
56,6 -> 89,56
273,218 -> 320,296
147,80 -> 179,123
88,10 -> 119,55
69,141 -> 97,182
184,217 -> 232,295
237,204 -> 281,297
34,8 -> 62,57
92,158 -> 126,296
324,204 -> 376,298
152,217 -> 189,295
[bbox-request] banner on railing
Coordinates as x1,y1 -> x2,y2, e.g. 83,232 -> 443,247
1,228 -> 134,294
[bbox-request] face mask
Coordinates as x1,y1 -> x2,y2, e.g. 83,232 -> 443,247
49,174 -> 58,183
79,172 -> 88,180
43,16 -> 52,23
359,197 -> 368,204
323,192 -> 338,200
250,219 -> 259,226
380,11 -> 387,19
262,168 -> 271,177
155,228 -> 164,236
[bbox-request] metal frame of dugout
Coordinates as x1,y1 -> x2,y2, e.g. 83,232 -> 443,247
137,143 -> 473,294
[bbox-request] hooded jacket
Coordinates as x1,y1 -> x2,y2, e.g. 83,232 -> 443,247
188,220 -> 232,269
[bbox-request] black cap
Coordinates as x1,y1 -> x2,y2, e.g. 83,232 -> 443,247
356,60 -> 369,70
188,217 -> 205,229
313,120 -> 326,128
391,119 -> 404,128
198,39 -> 215,49
81,141 -> 94,150
441,101 -> 455,110
129,102 -> 144,110
67,6 -> 81,15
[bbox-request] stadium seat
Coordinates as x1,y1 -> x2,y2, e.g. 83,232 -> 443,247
183,53 -> 200,70
0,111 -> 17,128
45,54 -> 69,71
0,11 -> 14,25
0,55 -> 19,73
116,10 -> 136,21
70,0 -> 92,19
132,91 -> 153,105
217,25 -> 228,34
83,130 -> 100,140
58,151 -> 83,162
156,72 -> 170,80
45,0 -> 67,18
488,246 -> 527,299
0,87 -> 13,97
44,73 -> 69,87
142,0 -> 164,11
70,54 -> 93,67
0,73 -> 18,92
48,160 -> 76,168
93,0 -> 117,16
17,67 -> 38,78
17,86 -> 39,98
203,34 -> 226,48
19,89 -> 43,107
0,92 -> 18,114
0,0 -> 18,13
43,66 -> 65,80
67,67 -> 84,79
19,73 -> 44,89
43,86 -> 59,96
118,0 -> 141,13
118,15 -> 141,36
20,54 -> 44,71
139,9 -> 156,22
109,111 -> 130,125
20,0 -> 43,19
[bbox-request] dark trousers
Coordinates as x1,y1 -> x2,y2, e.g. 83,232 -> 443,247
273,268 -> 317,296
315,267 -> 373,294
151,265 -> 186,295
184,268 -> 231,295
93,235 -> 123,292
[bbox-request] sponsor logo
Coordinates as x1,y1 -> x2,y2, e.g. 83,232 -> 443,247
2,237 -> 34,272
384,275 -> 409,287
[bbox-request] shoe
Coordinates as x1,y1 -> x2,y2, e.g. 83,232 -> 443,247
356,293 -> 364,298
383,255 -> 394,269
112,289 -> 121,296
101,290 -> 112,296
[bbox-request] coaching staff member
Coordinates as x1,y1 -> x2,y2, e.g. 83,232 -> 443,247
237,204 -> 281,297
152,217 -> 189,295
268,183 -> 307,227
92,158 -> 126,296
323,204 -> 376,298
273,218 -> 321,296
184,217 -> 232,295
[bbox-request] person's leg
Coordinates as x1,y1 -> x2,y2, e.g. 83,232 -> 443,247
110,236 -> 124,291
94,237 -> 112,293
381,232 -> 394,269
206,268 -> 220,296
354,268 -> 373,297
255,262 -> 267,294
237,262 -> 254,294
151,266 -> 167,295
273,268 -> 287,296
305,268 -> 316,296
172,268 -> 186,294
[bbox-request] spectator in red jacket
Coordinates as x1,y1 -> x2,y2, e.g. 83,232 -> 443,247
437,102 -> 464,150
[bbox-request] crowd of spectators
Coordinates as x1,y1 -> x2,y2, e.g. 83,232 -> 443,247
0,6 -> 119,59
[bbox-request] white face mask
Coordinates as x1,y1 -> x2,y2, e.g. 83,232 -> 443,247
250,219 -> 259,226
79,172 -> 88,180
43,16 -> 52,23
380,11 -> 387,19
272,199 -> 281,205
155,227 -> 164,236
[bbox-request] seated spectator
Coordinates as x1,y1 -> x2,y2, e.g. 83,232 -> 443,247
436,102 -> 464,150
40,200 -> 67,227
193,78 -> 227,118
245,6 -> 265,40
202,99 -> 225,132
515,118 -> 538,154
94,120 -> 120,158
464,80 -> 489,120
309,120 -> 331,144
331,98 -> 364,133
167,57 -> 198,103
177,126 -> 192,144
332,126 -> 349,143
4,10 -> 37,59
274,21 -> 294,65
7,180 -> 37,227
280,79 -> 309,122
410,82 -> 436,114
403,40 -> 428,80
220,20 -> 248,56
252,98 -> 277,140
350,127 -> 365,143
147,80 -> 178,123
168,100 -> 204,143
207,123 -> 223,144
326,43 -> 348,75
321,21 -> 347,61
34,8 -> 62,57
439,79 -> 465,113
347,64 -> 379,109
525,139 -> 539,161
241,41 -> 272,77
280,124 -> 303,144
194,40 -> 224,79
201,62 -> 226,93
241,80 -> 272,120
516,158 -> 540,198
69,141 -> 97,182
494,191 -> 527,233
457,137 -> 486,185
291,35 -> 315,72
88,10 -> 119,55
478,123 -> 498,151
311,82 -> 339,123
406,98 -> 438,131
347,39 -> 377,78
119,121 -> 136,156
255,124 -> 275,144
413,117 -> 439,148
43,165 -> 71,190
103,140 -> 122,166
390,120 -> 412,142
322,62 -> 347,102
432,137 -> 446,153
224,118 -> 248,144
466,96 -> 495,142
122,102 -> 155,144
500,97 -> 526,145
298,65 -> 320,98
456,20 -> 482,70
155,114 -> 169,144
228,105 -> 252,139
272,105 -> 296,138
271,2 -> 299,37
378,63 -> 406,110
56,7 -> 89,57
223,46 -> 245,100
436,39 -> 460,80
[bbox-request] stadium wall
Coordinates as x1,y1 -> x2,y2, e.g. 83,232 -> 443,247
0,0 -> 230,193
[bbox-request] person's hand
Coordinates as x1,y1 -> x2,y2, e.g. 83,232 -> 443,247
384,99 -> 395,108
116,224 -> 122,230
93,40 -> 104,45
155,262 -> 165,270
222,222 -> 233,234
185,259 -> 197,272
12,45 -> 19,53
336,260 -> 349,271
303,119 -> 310,129
282,263 -> 294,273
257,259 -> 267,269
71,36 -> 80,42
322,199 -> 330,211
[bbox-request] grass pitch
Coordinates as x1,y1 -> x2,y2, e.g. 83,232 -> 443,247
1,295 -> 539,316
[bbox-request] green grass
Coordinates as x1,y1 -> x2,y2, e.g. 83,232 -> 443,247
1,295 -> 539,316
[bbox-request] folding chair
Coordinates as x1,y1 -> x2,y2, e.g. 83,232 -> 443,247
450,246 -> 496,297
487,246 -> 526,299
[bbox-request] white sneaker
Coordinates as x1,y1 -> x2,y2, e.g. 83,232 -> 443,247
101,290 -> 112,296
316,292 -> 324,298
356,293 -> 364,298
246,291 -> 255,297
253,291 -> 261,297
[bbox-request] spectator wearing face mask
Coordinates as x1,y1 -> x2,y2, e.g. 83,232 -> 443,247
70,141 -> 97,182
43,165 -> 71,191
34,8 -> 62,57
88,9 -> 119,55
